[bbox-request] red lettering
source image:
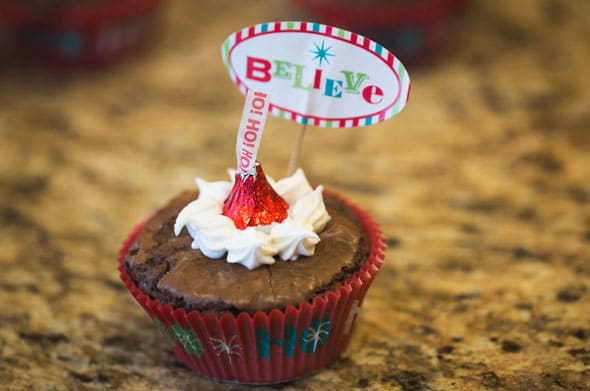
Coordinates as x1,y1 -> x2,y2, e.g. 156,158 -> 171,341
239,149 -> 253,170
313,68 -> 322,89
251,96 -> 265,110
362,85 -> 384,104
240,156 -> 251,170
246,118 -> 260,131
244,130 -> 257,142
246,57 -> 272,82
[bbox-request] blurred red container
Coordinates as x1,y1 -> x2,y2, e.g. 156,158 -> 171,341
291,0 -> 471,65
0,0 -> 164,66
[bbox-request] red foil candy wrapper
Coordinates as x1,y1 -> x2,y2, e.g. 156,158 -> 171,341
222,163 -> 289,230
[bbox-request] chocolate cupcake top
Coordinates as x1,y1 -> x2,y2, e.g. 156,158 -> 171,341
125,190 -> 368,314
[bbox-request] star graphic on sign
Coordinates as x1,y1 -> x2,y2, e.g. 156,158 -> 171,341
310,40 -> 335,67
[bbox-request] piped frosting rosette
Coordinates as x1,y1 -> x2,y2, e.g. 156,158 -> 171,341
174,168 -> 331,270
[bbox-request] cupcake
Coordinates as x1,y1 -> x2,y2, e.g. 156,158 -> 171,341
117,16 -> 408,383
118,162 -> 385,383
0,0 -> 164,66
290,0 -> 471,64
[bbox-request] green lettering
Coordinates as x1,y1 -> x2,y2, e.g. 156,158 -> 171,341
341,71 -> 368,94
292,64 -> 311,91
273,60 -> 292,79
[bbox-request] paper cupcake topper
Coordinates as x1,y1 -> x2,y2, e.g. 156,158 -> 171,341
222,21 -> 411,128
235,89 -> 270,175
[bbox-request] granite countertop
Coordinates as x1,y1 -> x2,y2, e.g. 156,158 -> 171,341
1,0 -> 589,390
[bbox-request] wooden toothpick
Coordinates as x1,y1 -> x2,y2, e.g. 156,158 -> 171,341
287,124 -> 307,176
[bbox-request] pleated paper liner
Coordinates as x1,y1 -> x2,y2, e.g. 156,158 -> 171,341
118,191 -> 386,384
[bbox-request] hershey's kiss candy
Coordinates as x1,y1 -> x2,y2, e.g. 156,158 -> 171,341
222,163 -> 289,229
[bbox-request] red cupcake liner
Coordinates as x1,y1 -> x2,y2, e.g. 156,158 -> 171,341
118,191 -> 386,384
0,0 -> 164,66
291,0 -> 471,64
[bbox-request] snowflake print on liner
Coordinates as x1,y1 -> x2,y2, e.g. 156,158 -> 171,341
209,335 -> 242,363
170,323 -> 204,356
301,317 -> 332,354
344,300 -> 362,335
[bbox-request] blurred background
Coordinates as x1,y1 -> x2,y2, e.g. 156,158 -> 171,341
1,0 -> 589,389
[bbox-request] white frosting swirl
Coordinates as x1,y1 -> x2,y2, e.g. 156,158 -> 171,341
174,169 -> 331,270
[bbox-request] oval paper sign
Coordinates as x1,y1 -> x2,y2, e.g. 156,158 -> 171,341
222,21 -> 411,128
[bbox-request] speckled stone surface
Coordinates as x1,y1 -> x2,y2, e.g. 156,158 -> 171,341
1,0 -> 589,390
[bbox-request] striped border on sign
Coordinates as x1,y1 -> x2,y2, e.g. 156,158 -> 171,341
221,21 -> 411,128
